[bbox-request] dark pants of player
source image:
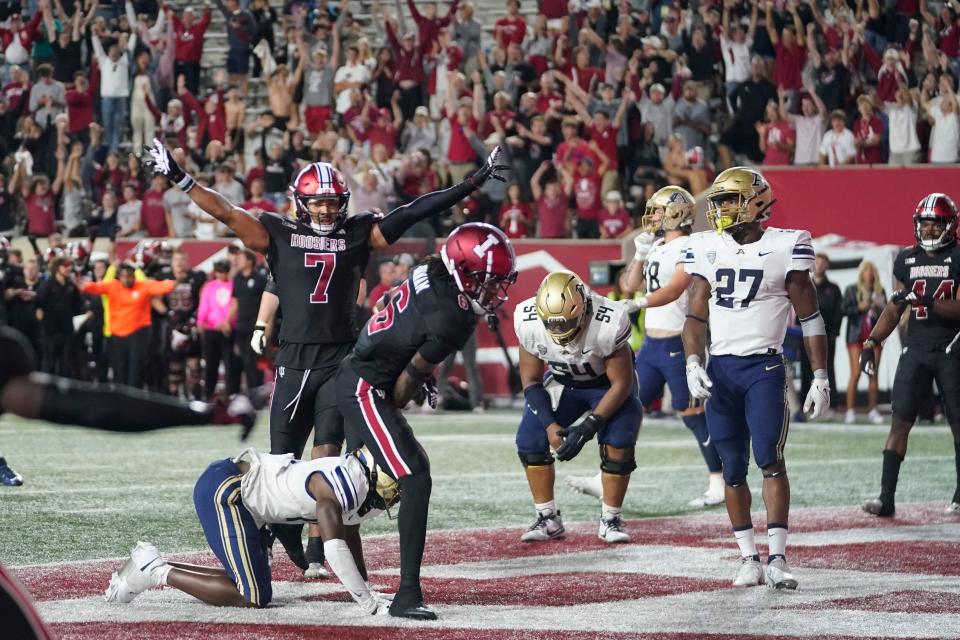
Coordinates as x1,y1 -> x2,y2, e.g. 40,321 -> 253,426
891,344 -> 960,426
269,351 -> 353,458
705,354 -> 789,486
193,459 -> 272,607
229,330 -> 264,392
336,356 -> 431,605
515,376 -> 643,460
41,332 -> 72,378
110,327 -> 149,388
635,335 -> 722,473
201,331 -> 238,400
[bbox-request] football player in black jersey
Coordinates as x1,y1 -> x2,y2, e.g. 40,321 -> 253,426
861,193 -> 960,517
143,138 -> 509,574
336,223 -> 517,620
157,248 -> 206,399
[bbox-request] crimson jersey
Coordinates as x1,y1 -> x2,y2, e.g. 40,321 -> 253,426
893,243 -> 960,347
350,261 -> 477,391
161,268 -> 206,325
261,211 -> 377,349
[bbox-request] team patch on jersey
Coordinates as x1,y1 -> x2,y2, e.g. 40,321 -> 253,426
905,257 -> 916,264
707,251 -> 716,264
910,265 -> 950,278
458,294 -> 469,311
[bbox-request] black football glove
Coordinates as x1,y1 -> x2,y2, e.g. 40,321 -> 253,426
468,145 -> 510,188
555,413 -> 605,462
422,375 -> 439,410
891,288 -> 934,308
142,137 -> 187,185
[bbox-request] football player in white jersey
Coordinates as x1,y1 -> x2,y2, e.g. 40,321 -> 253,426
514,270 -> 642,543
104,447 -> 397,614
682,167 -> 830,590
567,186 -> 724,507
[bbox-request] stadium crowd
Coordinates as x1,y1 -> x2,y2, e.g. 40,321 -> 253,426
0,0 -> 957,397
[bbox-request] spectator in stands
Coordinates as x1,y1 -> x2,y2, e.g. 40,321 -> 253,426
853,95 -> 885,164
217,0 -> 256,97
886,84 -> 921,165
400,105 -> 437,155
35,255 -> 82,376
1,9 -> 43,75
242,178 -> 277,215
82,262 -> 174,388
381,6 -> 426,120
597,190 -> 632,239
561,154 -> 605,239
720,0 -> 758,98
341,162 -> 392,215
28,64 -> 65,122
718,56 -> 776,167
90,28 -> 135,152
766,0 -> 806,106
495,0 -> 526,47
303,45 -> 338,135
367,258 -> 395,310
786,84 -> 827,165
819,109 -> 857,166
89,189 -> 119,238
499,182 -> 532,239
663,133 -> 708,195
454,2 -> 481,72
169,4 -> 212,94
922,79 -> 960,163
673,80 -> 711,152
141,173 -> 171,237
757,96 -> 796,166
117,183 -> 144,239
65,73 -> 95,145
5,257 -> 42,356
405,0 -> 458,55
810,44 -> 850,113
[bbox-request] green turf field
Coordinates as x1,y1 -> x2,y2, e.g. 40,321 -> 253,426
1,412 -> 956,566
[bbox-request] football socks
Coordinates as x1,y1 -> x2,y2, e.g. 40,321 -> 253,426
767,524 -> 788,560
733,525 -> 758,558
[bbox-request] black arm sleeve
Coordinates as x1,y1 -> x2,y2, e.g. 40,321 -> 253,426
377,176 -> 480,244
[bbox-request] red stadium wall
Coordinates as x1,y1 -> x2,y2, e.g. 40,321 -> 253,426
761,166 -> 960,245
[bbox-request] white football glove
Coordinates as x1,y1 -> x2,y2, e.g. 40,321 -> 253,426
620,297 -> 649,314
685,356 -> 713,400
633,232 -> 656,262
803,370 -> 830,419
251,324 -> 266,355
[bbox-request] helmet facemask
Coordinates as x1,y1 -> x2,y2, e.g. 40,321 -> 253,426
295,193 -> 348,235
536,272 -> 590,347
915,217 -> 955,251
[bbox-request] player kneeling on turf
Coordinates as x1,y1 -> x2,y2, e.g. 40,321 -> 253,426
105,447 -> 397,613
515,270 -> 642,543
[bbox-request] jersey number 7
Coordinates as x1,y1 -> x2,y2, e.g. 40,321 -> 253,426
305,253 -> 337,304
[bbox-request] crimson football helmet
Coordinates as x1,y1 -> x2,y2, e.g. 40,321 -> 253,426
914,193 -> 958,251
440,223 -> 517,315
290,162 -> 350,234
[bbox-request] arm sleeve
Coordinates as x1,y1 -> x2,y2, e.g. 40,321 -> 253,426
323,539 -> 373,609
376,177 -> 481,244
81,281 -> 109,295
789,230 -> 816,272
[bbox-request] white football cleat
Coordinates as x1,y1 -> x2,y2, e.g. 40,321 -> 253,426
304,562 -> 330,579
105,541 -> 167,603
566,473 -> 603,500
598,516 -> 630,543
844,409 -> 856,424
868,408 -> 885,425
765,556 -> 799,590
944,502 -> 960,515
520,512 -> 565,542
688,489 -> 725,507
732,556 -> 764,588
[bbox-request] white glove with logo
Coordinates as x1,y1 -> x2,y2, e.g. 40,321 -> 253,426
620,297 -> 649,314
251,324 -> 266,355
685,355 -> 713,400
633,232 -> 656,262
803,369 -> 830,419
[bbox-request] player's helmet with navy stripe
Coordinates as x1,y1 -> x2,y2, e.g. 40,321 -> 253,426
705,166 -> 775,234
914,193 -> 958,251
291,162 -> 351,235
440,222 -> 517,315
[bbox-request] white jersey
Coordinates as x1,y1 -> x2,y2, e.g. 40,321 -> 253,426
685,227 -> 815,356
514,291 -> 632,386
237,448 -> 380,529
641,236 -> 690,332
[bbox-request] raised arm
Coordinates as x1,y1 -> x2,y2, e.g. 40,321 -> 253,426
143,140 -> 269,251
765,2 -> 778,46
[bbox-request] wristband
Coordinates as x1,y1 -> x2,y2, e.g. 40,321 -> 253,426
813,368 -> 828,380
404,362 -> 429,383
176,174 -> 196,193
686,354 -> 702,366
862,337 -> 878,350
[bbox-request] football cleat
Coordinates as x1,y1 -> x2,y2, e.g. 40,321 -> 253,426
104,541 -> 167,603
868,408 -> 885,425
688,489 -> 725,508
566,473 -> 603,500
732,556 -> 764,588
0,458 -> 23,486
520,512 -> 565,542
303,562 -> 330,579
765,556 -> 799,590
944,502 -> 960,514
863,498 -> 895,517
598,516 -> 630,543
389,602 -> 438,620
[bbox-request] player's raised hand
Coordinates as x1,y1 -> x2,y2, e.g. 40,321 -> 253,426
685,356 -> 713,400
470,145 -> 510,186
142,137 -> 187,185
803,370 -> 830,419
555,413 -> 603,461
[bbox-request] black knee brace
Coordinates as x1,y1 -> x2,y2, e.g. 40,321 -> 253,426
761,461 -> 787,479
518,450 -> 554,467
599,444 -> 636,476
